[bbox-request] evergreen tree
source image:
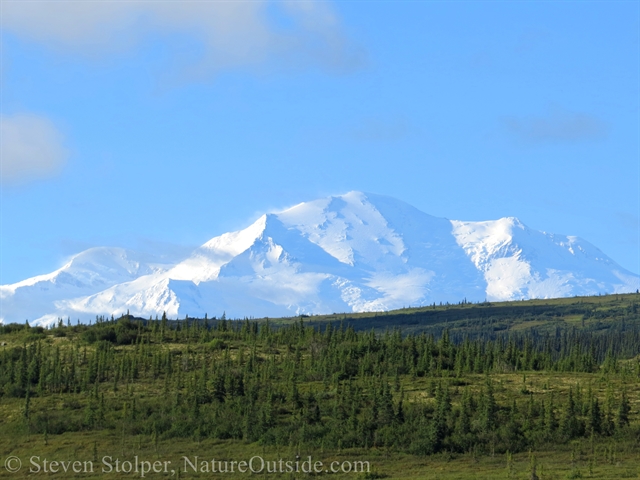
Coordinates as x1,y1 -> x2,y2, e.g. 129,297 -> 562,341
479,379 -> 496,433
560,388 -> 581,439
587,395 -> 602,436
617,390 -> 631,429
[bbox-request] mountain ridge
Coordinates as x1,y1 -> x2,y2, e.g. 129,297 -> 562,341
1,191 -> 638,325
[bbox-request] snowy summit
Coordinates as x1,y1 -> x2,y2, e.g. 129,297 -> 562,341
2,192 -> 638,325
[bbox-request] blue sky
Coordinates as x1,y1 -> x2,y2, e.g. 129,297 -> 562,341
1,0 -> 639,284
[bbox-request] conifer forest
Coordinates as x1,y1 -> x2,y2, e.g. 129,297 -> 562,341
1,294 -> 640,478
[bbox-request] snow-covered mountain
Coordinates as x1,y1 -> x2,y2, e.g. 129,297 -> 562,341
2,191 -> 638,325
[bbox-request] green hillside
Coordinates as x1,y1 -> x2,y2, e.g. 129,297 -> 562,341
1,293 -> 640,479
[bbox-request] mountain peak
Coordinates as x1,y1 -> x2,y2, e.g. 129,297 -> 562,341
2,192 -> 638,325
501,216 -> 525,227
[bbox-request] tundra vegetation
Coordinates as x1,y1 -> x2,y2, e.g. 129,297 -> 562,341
1,293 -> 640,478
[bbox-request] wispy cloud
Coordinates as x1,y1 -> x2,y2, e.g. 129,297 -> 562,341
0,114 -> 68,185
0,1 -> 363,186
504,108 -> 608,143
616,211 -> 640,231
349,117 -> 415,143
1,0 -> 364,78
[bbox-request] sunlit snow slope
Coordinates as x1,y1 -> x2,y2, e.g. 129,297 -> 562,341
2,192 -> 638,325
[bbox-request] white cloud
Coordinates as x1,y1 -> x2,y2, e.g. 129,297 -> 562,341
505,108 -> 608,143
1,1 -> 363,76
279,0 -> 362,71
1,114 -> 68,185
0,2 -> 362,185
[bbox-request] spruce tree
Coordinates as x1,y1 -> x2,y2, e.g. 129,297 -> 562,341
617,390 -> 631,429
560,387 -> 580,439
587,395 -> 602,436
479,379 -> 496,433
543,393 -> 558,439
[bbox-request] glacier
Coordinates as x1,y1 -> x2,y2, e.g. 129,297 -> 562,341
1,191 -> 638,325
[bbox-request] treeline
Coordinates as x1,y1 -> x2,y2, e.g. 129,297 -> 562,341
0,314 -> 638,456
